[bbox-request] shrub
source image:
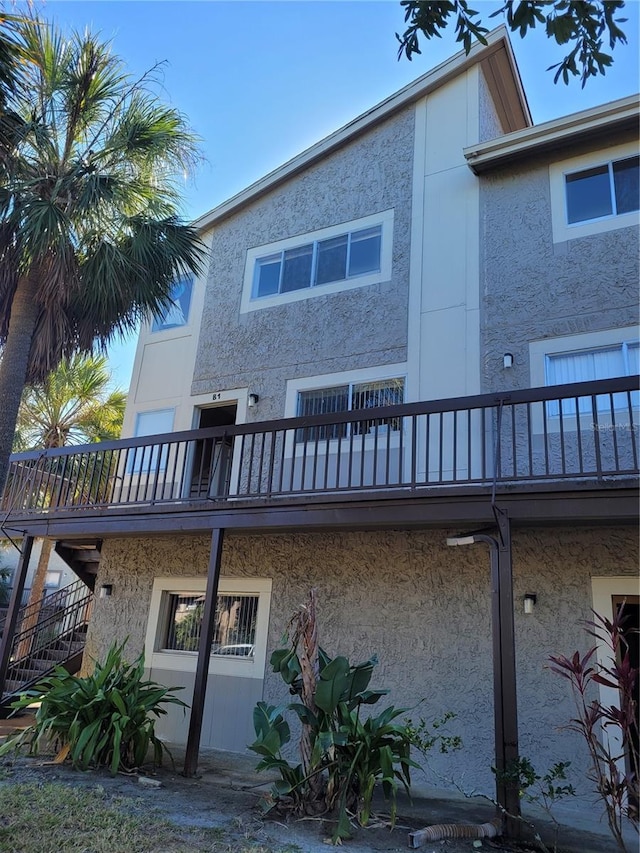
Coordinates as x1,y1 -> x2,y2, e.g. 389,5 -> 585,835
0,641 -> 187,774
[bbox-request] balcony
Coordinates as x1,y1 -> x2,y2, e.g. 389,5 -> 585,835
2,377 -> 637,535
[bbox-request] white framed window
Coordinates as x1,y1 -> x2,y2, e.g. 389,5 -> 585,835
549,142 -> 640,243
128,408 -> 175,474
565,156 -> 638,226
530,327 -> 639,417
151,277 -> 194,332
44,571 -> 62,589
295,378 -> 405,443
145,577 -> 272,678
546,340 -> 638,417
241,210 -> 394,313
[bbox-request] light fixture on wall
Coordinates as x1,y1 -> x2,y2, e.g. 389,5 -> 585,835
523,593 -> 537,614
248,393 -> 260,408
99,584 -> 113,599
503,352 -> 514,369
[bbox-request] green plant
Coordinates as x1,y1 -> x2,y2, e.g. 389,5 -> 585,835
0,641 -> 187,774
249,591 -> 417,843
406,711 -> 463,758
492,757 -> 575,853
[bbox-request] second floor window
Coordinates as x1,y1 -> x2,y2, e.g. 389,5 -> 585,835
545,340 -> 639,415
296,378 -> 404,442
565,156 -> 639,225
254,225 -> 382,299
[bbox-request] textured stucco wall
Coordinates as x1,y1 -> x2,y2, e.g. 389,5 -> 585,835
479,132 -> 639,393
191,107 -> 415,421
478,68 -> 504,142
88,525 -> 637,802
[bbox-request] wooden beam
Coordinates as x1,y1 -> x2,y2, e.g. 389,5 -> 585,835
183,527 -> 225,777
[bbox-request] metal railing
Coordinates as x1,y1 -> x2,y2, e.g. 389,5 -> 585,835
2,377 -> 638,516
3,579 -> 93,697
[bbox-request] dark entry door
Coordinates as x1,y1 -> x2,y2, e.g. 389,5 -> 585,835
189,404 -> 237,498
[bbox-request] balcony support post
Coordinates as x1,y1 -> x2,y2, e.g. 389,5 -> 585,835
0,535 -> 34,701
183,527 -> 225,777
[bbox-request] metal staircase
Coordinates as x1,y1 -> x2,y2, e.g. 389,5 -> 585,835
0,578 -> 94,708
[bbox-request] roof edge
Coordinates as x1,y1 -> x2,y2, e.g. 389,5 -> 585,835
464,94 -> 640,173
194,27 -> 529,232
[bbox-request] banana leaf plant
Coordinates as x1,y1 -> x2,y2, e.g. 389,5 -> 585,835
250,638 -> 417,843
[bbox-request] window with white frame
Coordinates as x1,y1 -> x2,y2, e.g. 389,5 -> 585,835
549,143 -> 639,243
545,340 -> 639,415
128,408 -> 175,473
144,577 -> 272,677
162,591 -> 259,656
241,210 -> 394,313
254,226 -> 381,298
565,156 -> 639,225
151,277 -> 193,332
295,378 -> 405,443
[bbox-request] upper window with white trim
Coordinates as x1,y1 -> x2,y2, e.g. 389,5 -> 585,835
565,156 -> 639,225
255,226 -> 381,299
241,210 -> 394,313
549,142 -> 639,243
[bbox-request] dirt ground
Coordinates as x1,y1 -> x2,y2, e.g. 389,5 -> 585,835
0,713 -> 624,853
0,748 -> 618,853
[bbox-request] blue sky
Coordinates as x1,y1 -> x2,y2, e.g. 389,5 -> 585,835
30,1 -> 640,388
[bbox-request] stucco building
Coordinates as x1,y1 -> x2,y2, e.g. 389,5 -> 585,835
1,28 -> 638,825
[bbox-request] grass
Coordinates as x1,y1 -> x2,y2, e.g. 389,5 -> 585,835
0,782 -> 302,853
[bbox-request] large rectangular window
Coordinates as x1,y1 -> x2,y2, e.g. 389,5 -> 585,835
254,225 -> 382,299
163,591 -> 259,657
296,378 -> 404,443
565,156 -> 639,225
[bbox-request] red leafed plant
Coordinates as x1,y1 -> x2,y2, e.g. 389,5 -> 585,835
548,604 -> 638,852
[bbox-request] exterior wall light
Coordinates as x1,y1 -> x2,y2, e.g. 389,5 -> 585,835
503,353 -> 514,369
248,393 -> 260,408
523,593 -> 537,614
99,584 -> 113,599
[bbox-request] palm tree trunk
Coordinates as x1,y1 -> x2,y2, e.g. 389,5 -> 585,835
15,538 -> 53,661
0,275 -> 40,493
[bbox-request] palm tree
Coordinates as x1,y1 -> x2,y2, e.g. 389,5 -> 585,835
14,353 -> 126,451
0,20 -> 204,491
13,354 -> 125,653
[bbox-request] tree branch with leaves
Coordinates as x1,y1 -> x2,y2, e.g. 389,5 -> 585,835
396,1 -> 628,86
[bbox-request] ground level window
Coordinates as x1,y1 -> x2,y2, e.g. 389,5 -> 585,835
163,592 -> 258,656
296,378 -> 405,443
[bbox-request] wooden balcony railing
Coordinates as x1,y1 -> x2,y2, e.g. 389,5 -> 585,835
2,377 -> 638,517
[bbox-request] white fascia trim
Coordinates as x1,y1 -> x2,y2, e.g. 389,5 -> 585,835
194,29 -> 525,233
145,576 -> 272,680
284,362 -> 408,419
549,140 -> 640,243
240,209 -> 394,314
529,325 -> 640,387
464,94 -> 639,172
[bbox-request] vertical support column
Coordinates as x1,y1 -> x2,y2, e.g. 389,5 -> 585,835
183,527 -> 224,777
493,508 -> 520,834
0,536 -> 34,699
